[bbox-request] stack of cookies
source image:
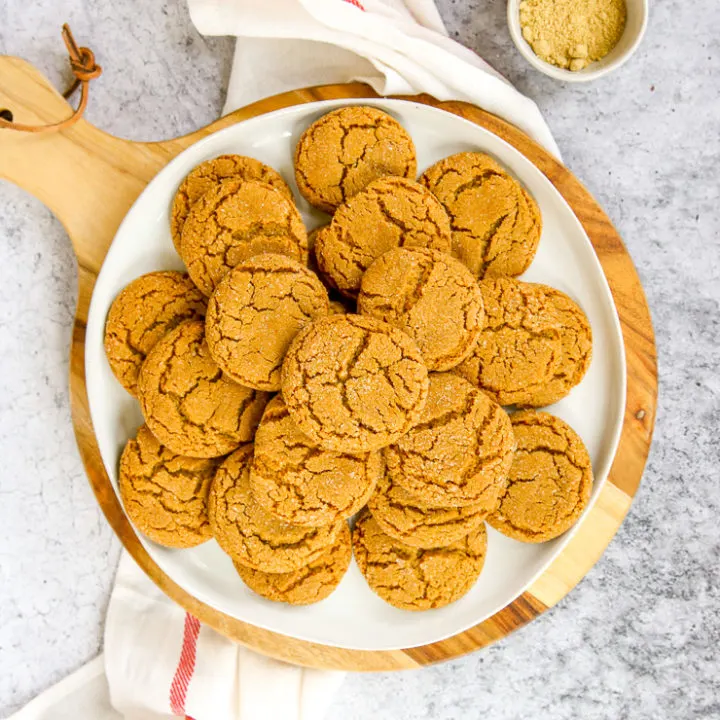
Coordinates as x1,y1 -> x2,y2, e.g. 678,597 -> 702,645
106,105 -> 594,611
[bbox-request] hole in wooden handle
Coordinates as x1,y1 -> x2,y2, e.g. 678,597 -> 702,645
0,109 -> 13,122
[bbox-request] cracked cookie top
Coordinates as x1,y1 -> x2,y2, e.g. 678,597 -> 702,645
420,152 -> 542,279
385,372 -> 515,508
180,179 -> 308,296
233,522 -> 351,605
281,314 -> 430,453
205,254 -> 329,392
368,469 -> 489,549
488,411 -> 593,543
358,247 -> 484,371
526,285 -> 593,406
119,424 -> 218,548
314,177 -> 453,298
250,395 -> 382,527
453,278 -> 563,407
208,445 -> 343,572
104,271 -> 206,396
137,320 -> 269,458
294,106 -> 417,214
352,509 -> 487,610
170,154 -> 292,253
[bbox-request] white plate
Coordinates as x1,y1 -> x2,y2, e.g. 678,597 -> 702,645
85,99 -> 626,651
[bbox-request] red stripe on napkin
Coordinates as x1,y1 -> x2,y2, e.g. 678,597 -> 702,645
169,614 -> 201,715
343,0 -> 366,10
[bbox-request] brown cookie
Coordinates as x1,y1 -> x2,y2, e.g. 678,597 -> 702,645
528,286 -> 593,406
119,424 -> 217,548
233,523 -> 351,605
137,320 -> 269,458
294,106 -> 417,214
385,372 -> 515,508
209,445 -> 343,572
104,271 -> 206,395
281,314 -> 429,453
250,395 -> 381,527
453,278 -> 563,407
180,179 -> 308,296
489,411 -> 593,542
314,177 -> 453,298
368,470 -> 488,549
328,300 -> 349,315
358,247 -> 484,371
353,509 -> 487,611
205,254 -> 329,392
420,152 -> 542,279
170,155 -> 292,253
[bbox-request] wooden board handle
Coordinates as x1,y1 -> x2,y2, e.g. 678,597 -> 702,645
0,57 -> 176,283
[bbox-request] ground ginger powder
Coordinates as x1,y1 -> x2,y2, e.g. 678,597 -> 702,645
519,0 -> 627,72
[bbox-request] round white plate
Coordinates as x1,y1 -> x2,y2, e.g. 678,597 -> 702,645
86,99 -> 626,651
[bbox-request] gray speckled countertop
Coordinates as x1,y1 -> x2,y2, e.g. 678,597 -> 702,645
1,1 -> 719,718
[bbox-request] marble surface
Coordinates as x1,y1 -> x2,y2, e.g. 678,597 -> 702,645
0,1 -> 718,717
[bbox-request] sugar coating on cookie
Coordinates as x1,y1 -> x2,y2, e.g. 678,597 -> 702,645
180,179 -> 308,296
489,411 -> 593,543
385,372 -> 515,508
250,395 -> 381,527
281,314 -> 430,453
208,445 -> 343,572
353,509 -> 487,610
368,470 -> 489,549
294,106 -> 417,213
137,320 -> 268,458
358,247 -> 484,371
454,277 -> 563,407
420,152 -> 542,279
170,155 -> 292,252
104,271 -> 206,396
315,177 -> 452,298
527,286 -> 593,406
234,523 -> 351,605
119,424 -> 217,548
205,254 -> 329,391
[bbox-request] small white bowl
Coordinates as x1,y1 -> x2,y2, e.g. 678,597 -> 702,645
507,0 -> 648,82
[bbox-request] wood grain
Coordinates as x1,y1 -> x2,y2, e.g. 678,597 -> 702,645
0,56 -> 657,671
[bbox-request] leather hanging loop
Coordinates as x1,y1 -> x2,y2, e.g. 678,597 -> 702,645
0,24 -> 102,134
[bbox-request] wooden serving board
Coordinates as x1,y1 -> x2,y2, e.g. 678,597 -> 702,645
0,56 -> 657,671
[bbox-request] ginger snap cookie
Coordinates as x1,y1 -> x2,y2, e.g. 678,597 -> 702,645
314,177 -> 453,298
137,320 -> 268,458
234,523 -> 351,605
420,152 -> 542,279
489,411 -> 593,543
385,372 -> 515,508
180,179 -> 308,296
209,445 -> 343,572
529,285 -> 593,405
205,254 -> 329,392
368,470 -> 488,549
119,424 -> 217,548
170,155 -> 292,253
358,247 -> 484,371
250,395 -> 382,527
454,277 -> 563,407
353,509 -> 487,610
294,106 -> 417,214
281,314 -> 430,453
104,271 -> 206,395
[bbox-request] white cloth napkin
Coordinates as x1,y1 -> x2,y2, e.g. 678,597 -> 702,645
11,554 -> 343,720
188,0 -> 559,155
11,2 -> 560,718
